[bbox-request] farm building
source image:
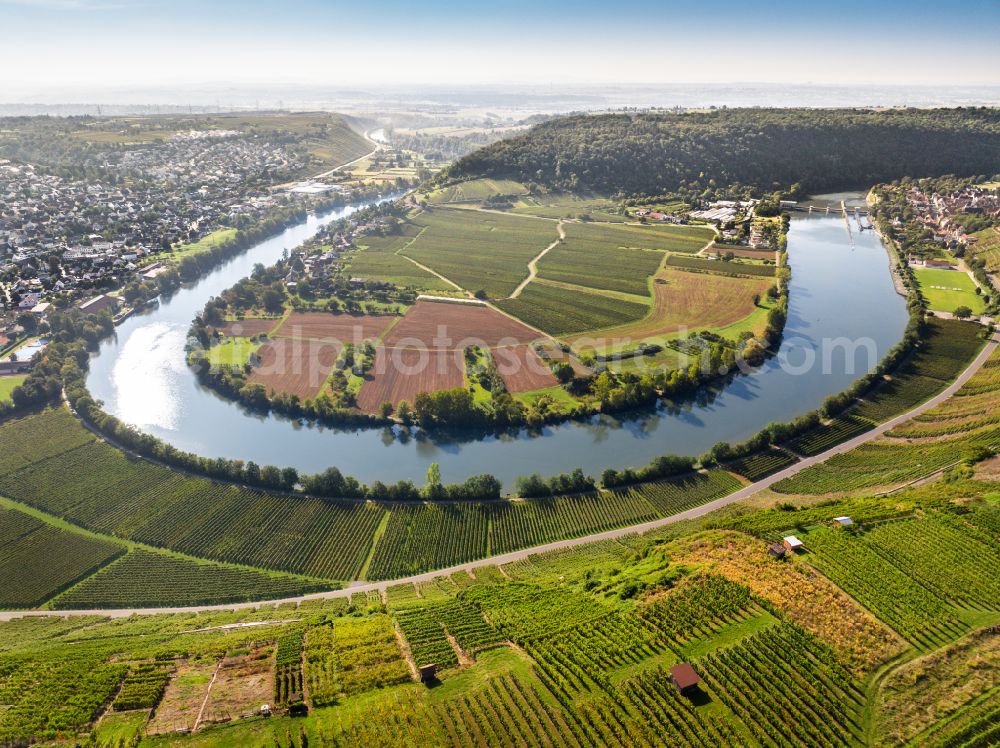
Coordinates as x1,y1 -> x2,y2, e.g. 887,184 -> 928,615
78,294 -> 119,315
670,663 -> 701,694
419,664 -> 438,683
833,516 -> 854,528
768,542 -> 787,559
783,535 -> 805,553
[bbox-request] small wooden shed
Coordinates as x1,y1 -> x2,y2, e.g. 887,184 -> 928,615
670,663 -> 701,694
418,663 -> 438,683
768,542 -> 787,559
783,535 -> 804,553
833,516 -> 854,528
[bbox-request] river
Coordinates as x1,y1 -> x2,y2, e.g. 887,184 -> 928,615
87,195 -> 908,488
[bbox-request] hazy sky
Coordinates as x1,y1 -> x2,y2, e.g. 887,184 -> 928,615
2,0 -> 999,89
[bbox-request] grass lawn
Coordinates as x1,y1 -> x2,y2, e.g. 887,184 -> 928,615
513,384 -> 579,412
166,228 -> 238,263
207,338 -> 259,366
913,267 -> 986,314
92,711 -> 148,745
679,609 -> 779,659
0,375 -> 26,402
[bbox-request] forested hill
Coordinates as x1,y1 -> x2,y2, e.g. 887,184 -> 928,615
444,108 -> 1000,196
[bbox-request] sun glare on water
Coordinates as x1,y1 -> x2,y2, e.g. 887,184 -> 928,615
110,322 -> 188,430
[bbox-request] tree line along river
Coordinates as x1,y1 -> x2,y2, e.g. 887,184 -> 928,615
86,193 -> 908,489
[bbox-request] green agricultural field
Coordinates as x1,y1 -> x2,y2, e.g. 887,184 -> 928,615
0,504 -> 124,608
913,266 -> 986,314
496,281 -> 649,335
206,338 -> 260,366
667,254 -> 777,277
510,192 -> 628,222
535,223 -> 668,296
166,227 -> 238,263
402,207 -> 556,298
52,549 -> 333,608
0,375 -> 25,402
423,178 -> 530,204
346,224 -> 454,290
0,408 -> 749,588
1,457 -> 1000,745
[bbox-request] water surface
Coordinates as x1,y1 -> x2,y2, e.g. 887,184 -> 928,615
88,200 -> 908,487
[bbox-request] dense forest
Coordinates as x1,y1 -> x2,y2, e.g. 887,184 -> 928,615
444,108 -> 1000,196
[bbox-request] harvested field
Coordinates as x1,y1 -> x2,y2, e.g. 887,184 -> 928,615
247,339 -> 341,399
200,647 -> 273,727
493,344 -> 559,393
357,347 -> 466,410
273,311 -> 396,342
382,300 -> 540,349
147,661 -> 216,735
570,267 -> 772,347
211,318 -> 281,337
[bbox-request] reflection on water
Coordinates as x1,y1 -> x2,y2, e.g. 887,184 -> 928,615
88,198 -> 909,488
111,322 -> 187,430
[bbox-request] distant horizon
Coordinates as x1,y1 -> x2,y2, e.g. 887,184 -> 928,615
1,0 -> 997,91
2,81 -> 999,117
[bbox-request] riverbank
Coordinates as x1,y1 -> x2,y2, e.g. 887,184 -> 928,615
83,204 -> 908,488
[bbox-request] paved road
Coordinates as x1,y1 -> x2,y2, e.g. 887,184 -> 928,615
3,334 -> 995,621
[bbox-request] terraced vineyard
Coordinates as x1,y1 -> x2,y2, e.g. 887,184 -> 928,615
783,415 -> 874,456
725,448 -> 798,481
273,626 -> 306,707
112,663 -> 173,711
52,549 -> 333,609
701,623 -> 865,748
0,505 -> 124,608
774,318 -> 989,494
366,503 -> 490,580
803,526 -> 969,648
304,615 -> 411,706
862,516 -> 1000,609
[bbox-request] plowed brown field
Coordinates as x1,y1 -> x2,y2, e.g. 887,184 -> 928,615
274,311 -> 396,342
382,301 -> 540,349
247,339 -> 342,399
493,345 -> 559,393
356,347 -> 465,410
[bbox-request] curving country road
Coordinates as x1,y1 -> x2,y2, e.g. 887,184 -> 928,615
2,334 -> 995,621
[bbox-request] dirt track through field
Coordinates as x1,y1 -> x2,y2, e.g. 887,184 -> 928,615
509,221 -> 565,299
9,334 -> 995,619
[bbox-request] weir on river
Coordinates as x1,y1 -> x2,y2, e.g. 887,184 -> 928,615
87,193 -> 908,489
